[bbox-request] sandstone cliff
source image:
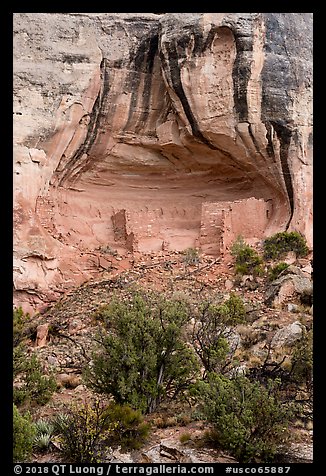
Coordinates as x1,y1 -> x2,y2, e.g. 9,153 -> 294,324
13,13 -> 313,312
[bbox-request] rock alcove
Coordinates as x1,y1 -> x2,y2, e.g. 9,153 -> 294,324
13,13 -> 312,311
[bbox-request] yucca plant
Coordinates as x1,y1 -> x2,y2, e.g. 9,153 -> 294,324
33,418 -> 55,452
33,433 -> 52,452
52,413 -> 70,434
34,418 -> 54,436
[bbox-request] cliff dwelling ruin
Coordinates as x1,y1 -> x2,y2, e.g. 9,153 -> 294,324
13,13 -> 312,311
109,198 -> 271,256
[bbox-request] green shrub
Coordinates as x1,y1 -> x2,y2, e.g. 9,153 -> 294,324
290,328 -> 313,387
231,236 -> 263,276
179,432 -> 192,444
193,293 -> 246,375
196,373 -> 292,463
13,307 -> 31,347
219,292 -> 247,325
85,292 -> 200,413
52,400 -> 115,463
13,350 -> 56,407
13,344 -> 27,378
182,248 -> 200,266
102,403 -> 150,450
13,404 -> 35,462
263,231 -> 309,260
13,306 -> 55,408
268,262 -> 289,281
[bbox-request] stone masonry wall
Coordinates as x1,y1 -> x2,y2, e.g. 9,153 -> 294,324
111,197 -> 270,256
199,197 -> 270,256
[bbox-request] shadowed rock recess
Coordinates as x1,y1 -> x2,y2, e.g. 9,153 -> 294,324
13,13 -> 312,312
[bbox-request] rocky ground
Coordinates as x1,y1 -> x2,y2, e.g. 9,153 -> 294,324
17,249 -> 313,464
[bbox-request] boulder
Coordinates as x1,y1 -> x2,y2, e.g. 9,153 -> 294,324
224,327 -> 241,354
287,303 -> 300,313
56,373 -> 82,389
47,355 -> 58,366
224,279 -> 234,291
265,273 -> 312,308
109,448 -> 133,463
271,321 -> 304,348
301,264 -> 313,276
35,323 -> 50,347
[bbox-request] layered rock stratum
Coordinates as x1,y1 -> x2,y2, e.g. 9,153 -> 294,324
13,13 -> 313,312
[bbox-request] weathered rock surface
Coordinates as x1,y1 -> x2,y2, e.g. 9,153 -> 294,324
266,271 -> 313,308
56,373 -> 82,389
140,438 -> 237,463
278,441 -> 313,464
271,321 -> 304,348
35,323 -> 50,347
13,13 -> 313,312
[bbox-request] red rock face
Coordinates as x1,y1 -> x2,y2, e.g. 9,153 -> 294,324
13,13 -> 313,313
